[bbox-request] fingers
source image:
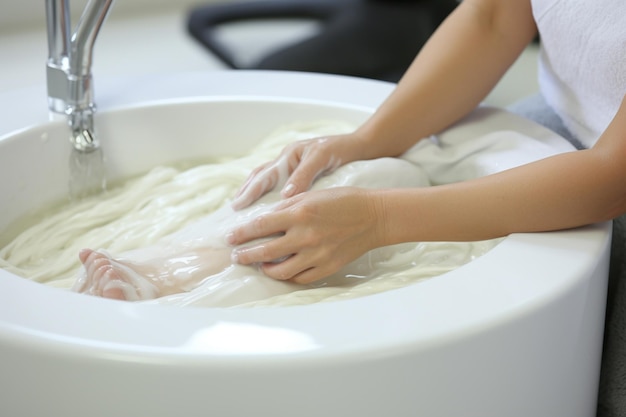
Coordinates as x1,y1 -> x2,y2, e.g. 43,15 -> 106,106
228,208 -> 293,267
227,208 -> 301,275
261,259 -> 329,285
227,214 -> 337,285
228,205 -> 286,242
231,242 -> 328,285
233,137 -> 345,210
280,140 -> 342,199
231,163 -> 279,210
280,159 -> 322,199
240,250 -> 336,285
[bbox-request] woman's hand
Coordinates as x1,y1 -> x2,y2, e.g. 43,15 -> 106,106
227,187 -> 383,284
231,134 -> 364,210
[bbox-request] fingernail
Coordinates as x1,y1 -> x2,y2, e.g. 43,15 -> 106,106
225,231 -> 235,245
282,183 -> 295,197
230,198 -> 243,210
230,249 -> 239,264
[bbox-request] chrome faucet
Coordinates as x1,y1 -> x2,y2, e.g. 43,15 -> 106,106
45,0 -> 113,153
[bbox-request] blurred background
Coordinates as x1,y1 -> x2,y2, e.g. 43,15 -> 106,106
0,0 -> 538,106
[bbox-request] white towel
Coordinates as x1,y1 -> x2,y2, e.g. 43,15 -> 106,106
532,0 -> 626,147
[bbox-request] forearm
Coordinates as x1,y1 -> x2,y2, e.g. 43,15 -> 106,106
375,149 -> 623,244
356,0 -> 537,160
374,81 -> 626,245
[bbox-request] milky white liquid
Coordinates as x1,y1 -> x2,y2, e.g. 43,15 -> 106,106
0,120 -> 500,308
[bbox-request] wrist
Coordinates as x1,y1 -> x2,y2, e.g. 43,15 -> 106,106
369,188 -> 429,246
353,118 -> 426,161
367,189 -> 398,248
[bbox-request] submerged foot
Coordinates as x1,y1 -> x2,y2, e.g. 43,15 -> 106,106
74,246 -> 233,301
75,249 -> 159,301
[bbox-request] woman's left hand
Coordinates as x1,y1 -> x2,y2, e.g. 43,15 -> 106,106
227,187 -> 382,284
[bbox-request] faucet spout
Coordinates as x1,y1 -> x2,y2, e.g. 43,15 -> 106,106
46,0 -> 71,70
46,0 -> 113,153
70,0 -> 113,78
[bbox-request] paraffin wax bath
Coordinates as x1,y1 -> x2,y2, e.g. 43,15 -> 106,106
0,120 -> 501,308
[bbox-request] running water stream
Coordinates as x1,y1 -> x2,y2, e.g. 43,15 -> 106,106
68,143 -> 107,199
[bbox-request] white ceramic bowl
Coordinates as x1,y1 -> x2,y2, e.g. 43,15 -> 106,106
0,71 -> 610,417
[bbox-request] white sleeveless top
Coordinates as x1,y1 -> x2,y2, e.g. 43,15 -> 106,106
531,0 -> 626,147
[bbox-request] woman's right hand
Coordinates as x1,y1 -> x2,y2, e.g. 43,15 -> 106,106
231,133 -> 363,210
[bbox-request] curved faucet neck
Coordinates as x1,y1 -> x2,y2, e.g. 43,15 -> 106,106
46,0 -> 114,152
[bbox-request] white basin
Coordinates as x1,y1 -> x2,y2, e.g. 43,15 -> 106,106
0,71 -> 610,417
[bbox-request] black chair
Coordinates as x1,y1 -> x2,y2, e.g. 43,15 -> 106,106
187,0 -> 459,82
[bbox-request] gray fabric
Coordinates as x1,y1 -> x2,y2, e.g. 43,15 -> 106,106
507,94 -> 586,149
508,94 -> 626,417
598,215 -> 626,417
